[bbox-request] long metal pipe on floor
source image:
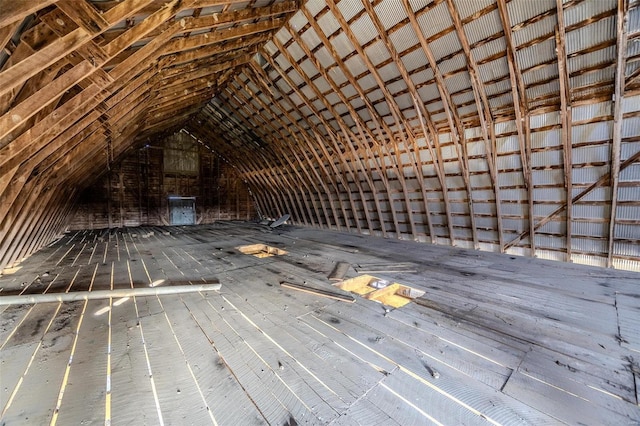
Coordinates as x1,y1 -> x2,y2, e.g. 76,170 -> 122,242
0,283 -> 222,305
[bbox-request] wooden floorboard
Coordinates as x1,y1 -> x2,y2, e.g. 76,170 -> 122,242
1,222 -> 639,425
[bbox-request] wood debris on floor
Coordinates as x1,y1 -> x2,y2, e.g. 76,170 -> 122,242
1,222 -> 639,425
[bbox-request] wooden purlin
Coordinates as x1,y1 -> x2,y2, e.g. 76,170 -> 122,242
280,20 -> 399,238
442,0 -> 506,251
555,0 -> 574,262
324,0 -> 456,245
496,0 -> 536,255
222,85 -> 316,228
247,63 -> 345,230
273,25 -> 400,238
229,74 -> 332,229
246,62 -> 357,231
359,0 -> 479,247
504,149 -> 640,251
608,0 -> 629,268
300,5 -> 432,241
266,38 -> 380,234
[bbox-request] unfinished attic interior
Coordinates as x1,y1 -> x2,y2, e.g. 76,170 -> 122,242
1,0 -> 640,423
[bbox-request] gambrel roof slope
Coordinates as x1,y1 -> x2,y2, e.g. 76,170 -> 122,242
1,0 -> 639,272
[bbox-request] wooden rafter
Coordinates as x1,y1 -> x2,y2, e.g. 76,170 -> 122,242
607,0 -> 629,268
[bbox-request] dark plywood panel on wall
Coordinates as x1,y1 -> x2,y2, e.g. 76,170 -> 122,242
70,132 -> 255,230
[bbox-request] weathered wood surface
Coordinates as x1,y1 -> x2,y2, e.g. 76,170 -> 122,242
1,223 -> 638,425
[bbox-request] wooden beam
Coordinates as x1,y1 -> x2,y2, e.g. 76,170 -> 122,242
443,0 -> 506,251
607,0 -> 629,268
497,0 -> 536,255
0,0 -> 58,28
556,0 -> 574,262
504,149 -> 640,251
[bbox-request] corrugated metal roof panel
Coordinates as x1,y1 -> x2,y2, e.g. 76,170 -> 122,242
572,122 -> 613,144
616,205 -> 640,221
463,9 -> 502,45
471,36 -> 507,63
332,32 -> 356,58
496,135 -> 520,153
622,142 -> 640,160
524,63 -> 558,86
532,169 -> 564,186
573,204 -> 610,220
567,45 -> 616,74
563,0 -> 616,27
501,201 -> 527,215
402,49 -> 433,73
498,170 -> 525,187
337,0 -> 362,22
572,101 -> 612,121
390,23 -> 420,53
352,13 -> 379,46
430,31 -> 463,61
533,187 -> 564,201
507,0 -> 555,26
531,129 -> 561,149
572,221 -> 607,237
375,0 -> 407,30
622,117 -> 640,139
614,225 -> 640,241
566,15 -> 616,54
620,164 -> 640,182
629,4 -> 640,33
495,120 -> 517,135
444,72 -> 471,93
572,165 -> 610,185
531,149 -> 563,167
517,38 -> 556,70
454,0 -> 494,21
573,144 -> 611,165
572,186 -> 609,202
417,1 -> 452,39
570,66 -> 615,90
513,14 -> 555,47
535,234 -> 565,249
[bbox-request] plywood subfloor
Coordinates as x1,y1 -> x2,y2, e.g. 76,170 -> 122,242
1,222 -> 639,425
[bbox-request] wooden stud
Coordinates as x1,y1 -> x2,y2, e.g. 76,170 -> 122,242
607,0 -> 629,268
555,0 -> 574,262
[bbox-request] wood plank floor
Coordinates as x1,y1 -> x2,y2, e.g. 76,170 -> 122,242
1,222 -> 639,425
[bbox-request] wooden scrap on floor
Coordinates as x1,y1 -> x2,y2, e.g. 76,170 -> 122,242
279,281 -> 355,303
353,262 -> 417,273
327,261 -> 351,281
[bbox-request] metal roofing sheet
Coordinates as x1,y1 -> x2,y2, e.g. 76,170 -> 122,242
389,23 -> 420,53
430,30 -> 463,61
567,45 -> 616,74
365,40 -> 392,67
530,111 -> 561,128
337,0 -> 362,22
463,9 -> 502,45
531,129 -> 561,149
402,48 -> 427,73
478,58 -> 509,84
375,0 -> 408,30
563,0 -> 616,27
614,225 -> 640,241
438,53 -> 467,76
332,32 -> 355,58
471,36 -> 507,63
566,15 -> 616,54
572,165 -> 610,185
417,1 -> 453,39
453,0 -> 494,20
572,101 -> 612,121
622,118 -> 640,139
620,164 -> 640,182
512,14 -> 556,47
516,38 -> 556,70
572,221 -> 607,237
571,122 -> 613,144
532,169 -> 564,186
444,72 -> 471,94
573,204 -> 610,220
352,13 -> 378,46
507,0 -> 555,26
